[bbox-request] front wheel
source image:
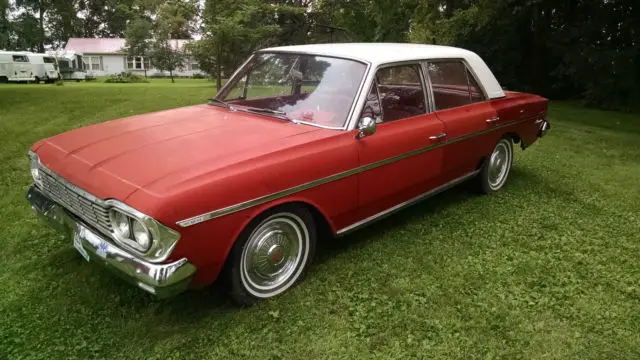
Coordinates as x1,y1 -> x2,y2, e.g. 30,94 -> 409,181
226,205 -> 316,305
477,137 -> 513,194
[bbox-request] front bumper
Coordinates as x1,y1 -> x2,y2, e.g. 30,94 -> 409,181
26,185 -> 196,298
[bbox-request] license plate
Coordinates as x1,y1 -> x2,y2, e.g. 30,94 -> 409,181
73,226 -> 90,262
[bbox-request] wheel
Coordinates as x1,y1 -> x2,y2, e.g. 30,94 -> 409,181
477,137 -> 513,194
34,77 -> 40,84
226,205 -> 316,305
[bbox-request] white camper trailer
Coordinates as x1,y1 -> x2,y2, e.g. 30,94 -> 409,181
0,51 -> 36,83
25,53 -> 60,83
47,50 -> 86,81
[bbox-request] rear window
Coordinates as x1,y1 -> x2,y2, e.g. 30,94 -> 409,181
43,57 -> 56,64
12,55 -> 29,62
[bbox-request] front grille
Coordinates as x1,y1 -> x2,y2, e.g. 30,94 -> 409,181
39,168 -> 112,235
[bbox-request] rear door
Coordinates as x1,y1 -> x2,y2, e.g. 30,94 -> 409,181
425,60 -> 498,181
355,63 -> 446,221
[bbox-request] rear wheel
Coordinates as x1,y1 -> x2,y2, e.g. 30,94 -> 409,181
477,137 -> 513,194
226,205 -> 316,305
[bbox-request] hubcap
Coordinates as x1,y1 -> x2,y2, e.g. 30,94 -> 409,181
488,141 -> 511,190
240,213 -> 309,297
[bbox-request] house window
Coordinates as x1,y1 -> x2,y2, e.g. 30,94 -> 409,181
83,56 -> 102,71
127,56 -> 151,70
189,62 -> 199,71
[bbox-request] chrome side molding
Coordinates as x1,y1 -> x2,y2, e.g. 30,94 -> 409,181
335,170 -> 479,236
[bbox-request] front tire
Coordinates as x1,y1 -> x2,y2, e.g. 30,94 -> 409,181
226,205 -> 316,305
477,137 -> 513,194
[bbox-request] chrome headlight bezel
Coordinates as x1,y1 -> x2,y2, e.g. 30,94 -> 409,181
28,151 -> 43,188
106,200 -> 181,261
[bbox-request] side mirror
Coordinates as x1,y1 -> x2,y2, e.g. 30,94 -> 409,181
357,117 -> 376,139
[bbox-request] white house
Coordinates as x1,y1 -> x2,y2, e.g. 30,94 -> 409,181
64,38 -> 204,77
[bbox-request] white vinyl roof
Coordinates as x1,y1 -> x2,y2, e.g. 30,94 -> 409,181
262,43 -> 505,99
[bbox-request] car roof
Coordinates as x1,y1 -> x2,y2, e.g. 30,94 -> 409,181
260,43 -> 505,99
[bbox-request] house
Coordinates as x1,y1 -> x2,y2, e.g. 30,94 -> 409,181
64,38 -> 204,77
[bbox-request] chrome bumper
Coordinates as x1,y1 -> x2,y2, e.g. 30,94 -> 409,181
26,185 -> 196,298
538,119 -> 550,138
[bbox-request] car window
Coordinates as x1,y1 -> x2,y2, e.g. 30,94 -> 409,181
375,65 -> 426,122
427,61 -> 486,110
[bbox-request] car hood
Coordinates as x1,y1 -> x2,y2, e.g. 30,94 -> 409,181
33,104 -> 325,201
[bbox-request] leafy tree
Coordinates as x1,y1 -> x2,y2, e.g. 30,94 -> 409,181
124,18 -> 152,78
149,36 -> 185,83
0,0 -> 10,49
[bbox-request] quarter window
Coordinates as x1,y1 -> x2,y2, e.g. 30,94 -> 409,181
375,65 -> 426,122
427,61 -> 486,110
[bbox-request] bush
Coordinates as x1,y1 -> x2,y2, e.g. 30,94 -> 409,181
191,73 -> 205,79
104,72 -> 149,83
55,80 -> 64,86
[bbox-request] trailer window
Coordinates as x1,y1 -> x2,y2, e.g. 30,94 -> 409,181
43,57 -> 56,64
12,55 -> 29,62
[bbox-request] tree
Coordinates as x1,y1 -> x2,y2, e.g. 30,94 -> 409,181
149,36 -> 185,83
124,18 -> 152,78
0,0 -> 10,50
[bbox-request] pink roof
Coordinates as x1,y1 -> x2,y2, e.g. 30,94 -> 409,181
65,38 -> 192,54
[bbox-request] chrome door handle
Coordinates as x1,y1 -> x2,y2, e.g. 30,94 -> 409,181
486,117 -> 500,124
429,133 -> 447,141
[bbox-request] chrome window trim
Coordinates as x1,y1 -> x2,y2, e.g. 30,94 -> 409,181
176,115 -> 539,228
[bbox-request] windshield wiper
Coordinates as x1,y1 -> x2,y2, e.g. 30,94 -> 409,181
207,97 -> 233,110
236,107 -> 297,122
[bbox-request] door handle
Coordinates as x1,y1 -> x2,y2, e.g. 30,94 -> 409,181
486,117 -> 500,124
428,133 -> 447,141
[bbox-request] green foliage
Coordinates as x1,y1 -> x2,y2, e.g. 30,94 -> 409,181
54,79 -> 64,86
408,0 -> 640,111
104,71 -> 149,83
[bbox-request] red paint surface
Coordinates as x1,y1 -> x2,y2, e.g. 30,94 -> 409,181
32,91 -> 548,288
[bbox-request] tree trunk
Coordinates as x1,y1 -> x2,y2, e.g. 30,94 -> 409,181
169,69 -> 174,83
38,5 -> 45,52
216,55 -> 222,91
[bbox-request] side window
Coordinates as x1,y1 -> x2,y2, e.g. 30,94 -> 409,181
12,55 -> 28,62
375,65 -> 426,122
427,61 -> 486,110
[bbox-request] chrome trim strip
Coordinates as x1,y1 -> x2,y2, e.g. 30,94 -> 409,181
176,115 -> 538,227
336,170 -> 479,236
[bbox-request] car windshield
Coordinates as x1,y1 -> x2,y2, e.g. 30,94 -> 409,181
216,53 -> 367,129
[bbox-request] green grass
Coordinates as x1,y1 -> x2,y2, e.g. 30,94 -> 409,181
1,81 -> 640,359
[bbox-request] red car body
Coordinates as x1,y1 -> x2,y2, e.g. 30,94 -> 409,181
31,89 -> 547,287
27,44 -> 550,300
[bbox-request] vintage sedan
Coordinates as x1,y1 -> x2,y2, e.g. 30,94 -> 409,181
26,43 -> 549,304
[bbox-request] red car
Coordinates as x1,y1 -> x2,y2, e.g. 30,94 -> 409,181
27,43 -> 550,304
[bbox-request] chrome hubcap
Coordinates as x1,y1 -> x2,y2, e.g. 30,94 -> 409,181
241,213 -> 309,297
488,141 -> 511,190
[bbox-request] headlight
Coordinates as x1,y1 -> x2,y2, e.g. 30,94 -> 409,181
29,151 -> 43,187
132,219 -> 151,250
111,210 -> 131,239
106,201 -> 180,260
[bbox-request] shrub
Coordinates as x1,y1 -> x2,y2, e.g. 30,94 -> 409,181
55,80 -> 64,86
191,73 -> 205,79
104,72 -> 149,83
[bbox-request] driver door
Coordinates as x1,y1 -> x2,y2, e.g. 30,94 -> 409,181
355,64 -> 445,222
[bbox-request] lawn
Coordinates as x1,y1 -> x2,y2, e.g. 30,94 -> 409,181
1,80 -> 640,359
